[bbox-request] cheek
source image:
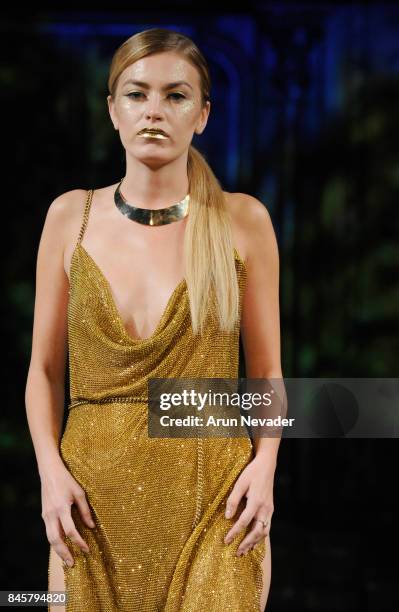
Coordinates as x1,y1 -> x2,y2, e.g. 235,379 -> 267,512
176,99 -> 197,119
174,101 -> 202,138
117,98 -> 138,121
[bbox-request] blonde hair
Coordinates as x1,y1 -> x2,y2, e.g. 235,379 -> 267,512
108,28 -> 240,336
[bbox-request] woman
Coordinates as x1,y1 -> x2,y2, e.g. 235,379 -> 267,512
25,28 -> 282,611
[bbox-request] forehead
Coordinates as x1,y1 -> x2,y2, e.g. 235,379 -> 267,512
119,52 -> 200,88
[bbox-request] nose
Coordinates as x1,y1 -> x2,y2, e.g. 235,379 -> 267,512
145,93 -> 164,120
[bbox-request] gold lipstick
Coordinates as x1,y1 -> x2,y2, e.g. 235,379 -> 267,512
139,129 -> 169,139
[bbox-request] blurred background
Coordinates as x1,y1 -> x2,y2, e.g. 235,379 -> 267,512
1,3 -> 398,611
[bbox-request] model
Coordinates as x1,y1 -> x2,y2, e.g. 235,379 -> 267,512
25,27 -> 282,612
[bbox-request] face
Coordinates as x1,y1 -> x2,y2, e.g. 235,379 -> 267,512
107,51 -> 210,167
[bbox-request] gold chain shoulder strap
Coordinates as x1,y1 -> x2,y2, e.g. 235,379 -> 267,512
77,189 -> 94,245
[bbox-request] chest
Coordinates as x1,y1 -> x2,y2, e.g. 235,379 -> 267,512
67,223 -> 187,342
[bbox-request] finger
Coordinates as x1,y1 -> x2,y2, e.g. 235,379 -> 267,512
45,517 -> 75,567
60,510 -> 90,554
225,478 -> 248,519
224,500 -> 258,544
73,490 -> 96,528
236,520 -> 267,556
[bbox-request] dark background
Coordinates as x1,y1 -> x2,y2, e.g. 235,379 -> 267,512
1,3 -> 398,611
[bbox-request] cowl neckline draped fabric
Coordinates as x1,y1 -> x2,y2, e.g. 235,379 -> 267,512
48,189 -> 267,611
72,242 -> 188,345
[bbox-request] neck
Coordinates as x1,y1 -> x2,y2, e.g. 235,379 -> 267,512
121,151 -> 190,209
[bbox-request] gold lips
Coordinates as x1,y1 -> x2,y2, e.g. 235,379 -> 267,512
139,129 -> 168,139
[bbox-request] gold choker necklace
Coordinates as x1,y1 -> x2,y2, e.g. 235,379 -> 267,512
114,177 -> 190,226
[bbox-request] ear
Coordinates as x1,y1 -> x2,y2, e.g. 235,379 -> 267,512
107,94 -> 119,131
194,100 -> 211,135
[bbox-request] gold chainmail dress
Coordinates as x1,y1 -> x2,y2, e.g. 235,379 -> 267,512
48,189 -> 266,611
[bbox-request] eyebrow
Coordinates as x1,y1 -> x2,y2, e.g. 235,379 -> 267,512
122,79 -> 193,91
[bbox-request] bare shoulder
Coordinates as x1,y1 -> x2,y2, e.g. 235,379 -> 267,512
44,189 -> 88,237
45,188 -> 89,248
47,188 -> 88,221
222,191 -> 273,263
224,191 -> 271,222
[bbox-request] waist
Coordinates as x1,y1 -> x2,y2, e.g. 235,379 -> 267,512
68,395 -> 148,410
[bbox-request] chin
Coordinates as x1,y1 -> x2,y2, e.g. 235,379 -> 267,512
137,154 -> 173,169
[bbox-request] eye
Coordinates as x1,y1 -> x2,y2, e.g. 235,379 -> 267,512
126,92 -> 145,99
168,93 -> 185,101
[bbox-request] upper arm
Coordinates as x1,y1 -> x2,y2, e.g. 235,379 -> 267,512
28,190 -> 79,380
238,194 -> 282,378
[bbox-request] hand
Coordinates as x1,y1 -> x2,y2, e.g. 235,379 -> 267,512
41,462 -> 96,567
224,455 -> 275,557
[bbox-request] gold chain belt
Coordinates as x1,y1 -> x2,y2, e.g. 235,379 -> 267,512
68,396 -> 148,410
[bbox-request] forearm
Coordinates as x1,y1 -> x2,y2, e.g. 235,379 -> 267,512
249,371 -> 285,472
25,367 -> 66,479
252,435 -> 281,472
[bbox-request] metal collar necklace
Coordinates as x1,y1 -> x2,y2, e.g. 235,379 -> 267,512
114,177 -> 190,226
